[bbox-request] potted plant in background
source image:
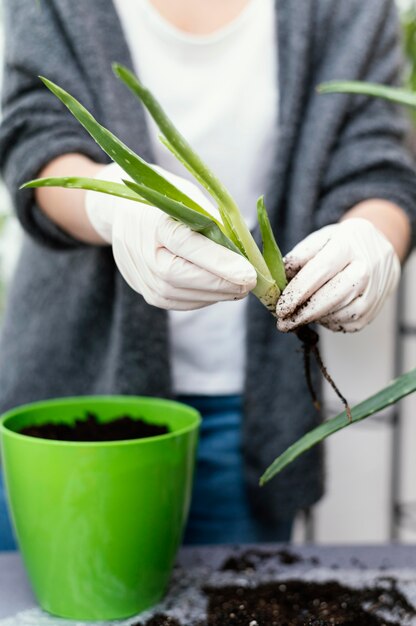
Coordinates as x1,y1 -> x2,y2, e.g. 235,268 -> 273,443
0,395 -> 200,620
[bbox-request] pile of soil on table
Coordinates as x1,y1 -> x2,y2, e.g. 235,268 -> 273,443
142,577 -> 413,625
137,547 -> 416,626
201,577 -> 412,625
19,412 -> 169,441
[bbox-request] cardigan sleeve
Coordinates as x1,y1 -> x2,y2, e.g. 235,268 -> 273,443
0,0 -> 108,250
314,0 -> 416,253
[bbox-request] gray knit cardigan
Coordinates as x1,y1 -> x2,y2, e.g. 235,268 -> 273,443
0,0 -> 415,522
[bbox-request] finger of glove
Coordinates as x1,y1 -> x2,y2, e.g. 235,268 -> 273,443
154,247 -> 252,295
112,235 -> 218,310
113,221 -> 248,305
284,226 -> 337,280
152,277 -> 249,304
140,287 -> 215,311
319,256 -> 397,330
158,298 -> 218,311
276,238 -> 350,319
158,219 -> 257,288
319,295 -> 375,332
320,314 -> 367,333
276,262 -> 369,332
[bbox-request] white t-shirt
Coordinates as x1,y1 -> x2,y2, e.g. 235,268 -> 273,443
113,0 -> 278,394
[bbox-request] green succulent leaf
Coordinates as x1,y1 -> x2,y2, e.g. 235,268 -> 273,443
123,180 -> 240,255
260,368 -> 416,485
317,81 -> 416,109
256,196 -> 286,293
21,176 -> 150,203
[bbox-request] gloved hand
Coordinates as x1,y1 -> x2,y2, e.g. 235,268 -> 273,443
85,163 -> 257,310
276,218 -> 401,333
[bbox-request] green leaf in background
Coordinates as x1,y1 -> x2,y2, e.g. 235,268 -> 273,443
257,196 -> 287,293
260,368 -> 416,485
401,1 -> 416,96
21,177 -> 150,204
123,180 -> 240,254
317,80 -> 416,109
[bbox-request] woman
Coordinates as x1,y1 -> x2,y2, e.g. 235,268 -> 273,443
0,0 -> 414,550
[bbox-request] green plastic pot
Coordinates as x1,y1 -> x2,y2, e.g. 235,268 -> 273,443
0,395 -> 200,620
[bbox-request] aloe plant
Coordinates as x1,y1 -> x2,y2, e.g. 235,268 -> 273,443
260,79 -> 416,484
22,67 -> 286,311
25,68 -> 415,486
24,67 -> 357,418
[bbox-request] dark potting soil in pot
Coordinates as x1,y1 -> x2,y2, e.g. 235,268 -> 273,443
19,412 -> 169,441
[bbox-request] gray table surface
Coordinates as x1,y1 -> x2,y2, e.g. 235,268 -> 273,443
2,544 -> 416,619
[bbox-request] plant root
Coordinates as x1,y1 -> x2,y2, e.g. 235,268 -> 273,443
296,326 -> 352,422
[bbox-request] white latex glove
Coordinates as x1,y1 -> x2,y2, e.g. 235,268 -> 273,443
85,163 -> 257,310
276,218 -> 401,333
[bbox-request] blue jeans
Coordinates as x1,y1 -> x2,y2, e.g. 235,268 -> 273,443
0,468 -> 16,550
179,395 -> 293,545
0,395 -> 292,550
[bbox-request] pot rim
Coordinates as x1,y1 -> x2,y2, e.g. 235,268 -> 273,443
0,394 -> 201,448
